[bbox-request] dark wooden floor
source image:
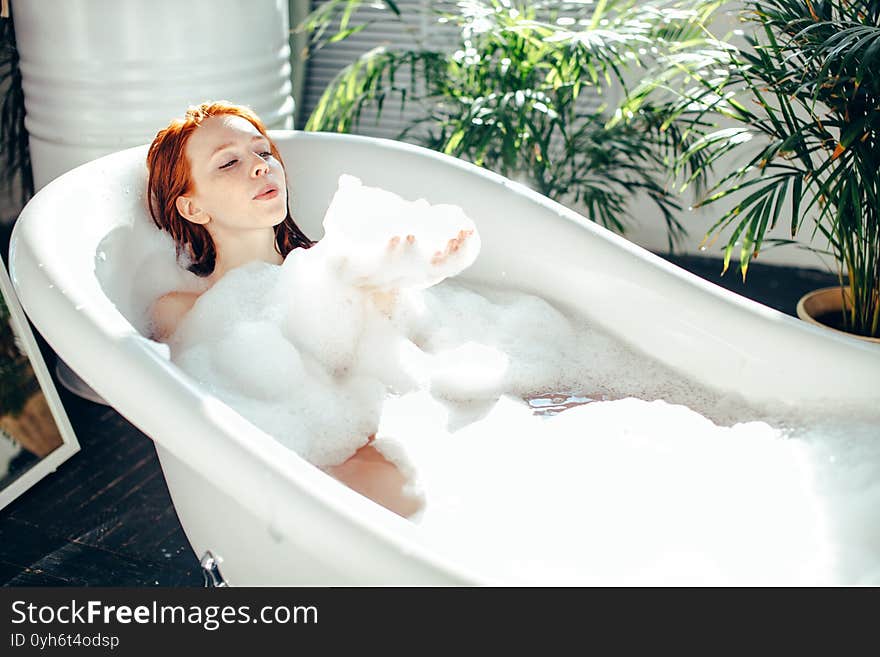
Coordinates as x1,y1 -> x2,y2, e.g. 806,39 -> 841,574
0,242 -> 839,586
0,396 -> 202,586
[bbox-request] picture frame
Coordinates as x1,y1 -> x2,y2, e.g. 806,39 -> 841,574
0,253 -> 80,511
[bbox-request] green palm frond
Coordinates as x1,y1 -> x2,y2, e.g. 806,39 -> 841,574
304,0 -> 725,247
665,0 -> 880,337
0,13 -> 33,209
295,0 -> 403,53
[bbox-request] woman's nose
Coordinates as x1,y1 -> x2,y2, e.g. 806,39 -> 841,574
250,153 -> 269,177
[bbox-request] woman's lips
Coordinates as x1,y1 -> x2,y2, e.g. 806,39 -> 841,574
254,185 -> 280,200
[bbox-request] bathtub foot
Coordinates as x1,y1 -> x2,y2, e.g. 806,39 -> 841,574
199,550 -> 230,587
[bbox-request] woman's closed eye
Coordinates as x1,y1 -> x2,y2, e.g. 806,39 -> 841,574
219,151 -> 273,170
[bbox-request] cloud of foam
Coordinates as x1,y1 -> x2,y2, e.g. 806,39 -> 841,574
96,174 -> 880,584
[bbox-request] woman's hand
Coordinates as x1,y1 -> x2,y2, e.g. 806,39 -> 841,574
336,228 -> 477,293
429,229 -> 474,265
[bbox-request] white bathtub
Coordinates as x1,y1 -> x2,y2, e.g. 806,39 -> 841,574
9,131 -> 880,585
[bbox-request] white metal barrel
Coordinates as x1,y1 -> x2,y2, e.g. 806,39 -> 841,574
12,0 -> 294,190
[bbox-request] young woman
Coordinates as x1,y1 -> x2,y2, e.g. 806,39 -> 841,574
145,101 -> 424,517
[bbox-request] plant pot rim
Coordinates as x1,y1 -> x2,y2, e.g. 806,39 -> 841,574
796,286 -> 880,344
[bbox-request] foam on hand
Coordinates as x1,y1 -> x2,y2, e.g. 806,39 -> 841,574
166,174 -> 493,467
320,174 -> 481,290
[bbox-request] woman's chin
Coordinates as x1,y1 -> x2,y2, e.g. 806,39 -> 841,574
260,200 -> 288,226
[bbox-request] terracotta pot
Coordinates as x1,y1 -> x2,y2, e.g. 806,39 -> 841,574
796,286 -> 880,344
0,391 -> 64,458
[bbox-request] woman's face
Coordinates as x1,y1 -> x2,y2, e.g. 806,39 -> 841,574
177,114 -> 287,237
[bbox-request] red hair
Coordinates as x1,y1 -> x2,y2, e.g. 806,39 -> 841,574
146,101 -> 313,276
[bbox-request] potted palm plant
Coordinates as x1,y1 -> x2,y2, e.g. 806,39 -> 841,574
653,0 -> 880,341
301,0 -> 725,250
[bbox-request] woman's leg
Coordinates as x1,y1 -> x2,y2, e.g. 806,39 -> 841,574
324,440 -> 424,518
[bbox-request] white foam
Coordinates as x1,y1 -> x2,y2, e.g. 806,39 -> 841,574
97,173 -> 880,584
166,175 -> 491,467
321,174 -> 481,290
96,216 -> 209,336
376,393 -> 845,585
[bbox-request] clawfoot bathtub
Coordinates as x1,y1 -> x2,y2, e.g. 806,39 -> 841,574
9,131 -> 880,584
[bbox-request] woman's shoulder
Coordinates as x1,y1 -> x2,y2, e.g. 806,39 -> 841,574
151,290 -> 201,342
